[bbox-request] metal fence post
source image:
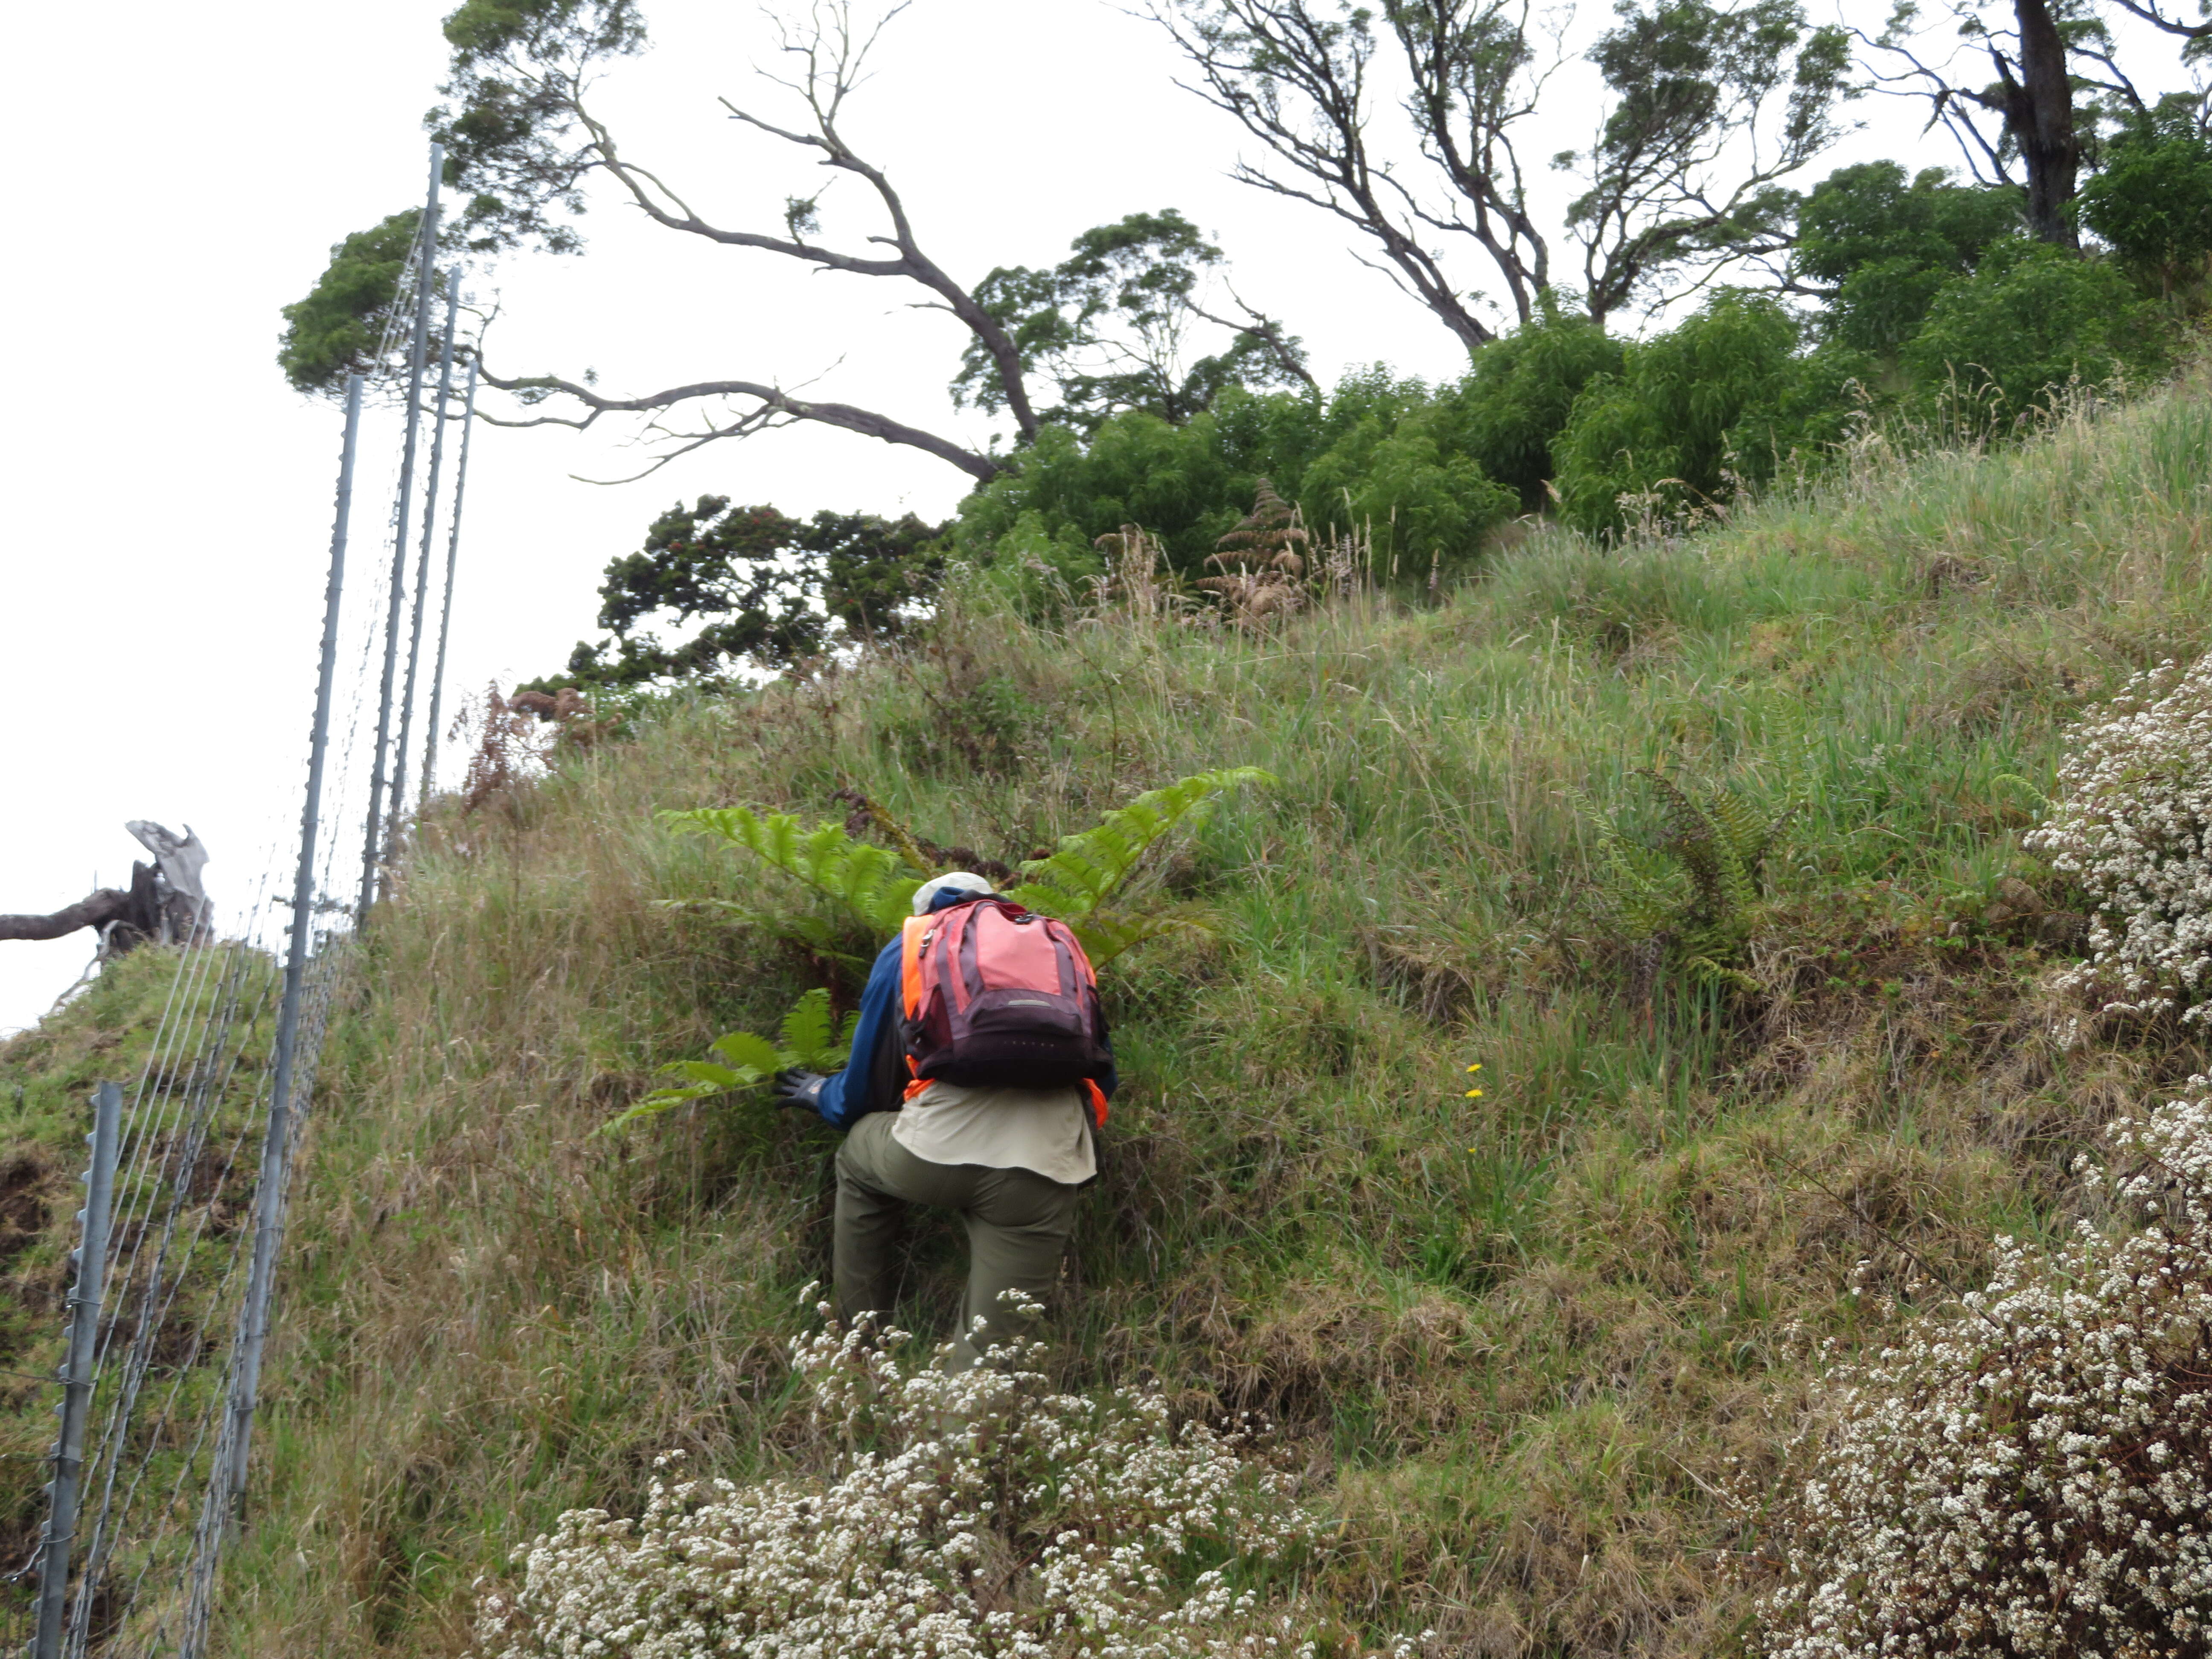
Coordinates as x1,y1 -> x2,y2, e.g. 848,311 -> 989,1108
31,1082 -> 122,1659
359,142 -> 444,920
388,266 -> 462,838
421,353 -> 480,806
223,372 -> 363,1506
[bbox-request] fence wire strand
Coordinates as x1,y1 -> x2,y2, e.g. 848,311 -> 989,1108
4,292 -> 465,1651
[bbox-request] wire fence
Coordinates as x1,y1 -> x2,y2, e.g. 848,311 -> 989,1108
2,146 -> 480,1657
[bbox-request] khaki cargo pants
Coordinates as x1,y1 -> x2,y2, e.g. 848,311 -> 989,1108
833,1111 -> 1080,1369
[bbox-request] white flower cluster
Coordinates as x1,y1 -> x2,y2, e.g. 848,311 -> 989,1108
2026,654 -> 2212,1024
474,1304 -> 1423,1659
1757,1083 -> 2212,1657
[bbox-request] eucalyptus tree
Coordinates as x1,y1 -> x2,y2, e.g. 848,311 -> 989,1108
279,0 -> 1303,483
1860,0 -> 2212,249
953,208 -> 1316,437
1149,0 -> 1855,348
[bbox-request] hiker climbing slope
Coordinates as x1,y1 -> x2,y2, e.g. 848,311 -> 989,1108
776,871 -> 1116,1368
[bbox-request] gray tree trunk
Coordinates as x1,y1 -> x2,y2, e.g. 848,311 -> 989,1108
0,822 -> 211,952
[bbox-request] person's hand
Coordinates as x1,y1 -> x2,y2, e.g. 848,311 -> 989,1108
772,1069 -> 828,1112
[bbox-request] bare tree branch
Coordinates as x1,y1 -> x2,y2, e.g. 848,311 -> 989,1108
1858,0 -> 2084,244
437,0 -> 1035,481
0,890 -> 134,944
1153,0 -> 1501,351
1154,0 -> 1851,343
479,367 -> 1004,481
2105,0 -> 2212,40
3,824 -> 211,951
1191,291 -> 1322,391
1390,0 -> 1557,325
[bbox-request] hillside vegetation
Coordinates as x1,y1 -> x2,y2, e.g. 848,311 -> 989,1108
132,375 -> 2212,1652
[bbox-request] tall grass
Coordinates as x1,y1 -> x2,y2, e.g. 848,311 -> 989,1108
207,375 -> 2212,1655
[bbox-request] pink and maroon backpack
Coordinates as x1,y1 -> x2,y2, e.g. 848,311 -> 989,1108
897,897 -> 1111,1104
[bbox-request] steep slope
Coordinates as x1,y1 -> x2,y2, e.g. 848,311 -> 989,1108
0,945 -> 278,1635
221,381 -> 2212,1655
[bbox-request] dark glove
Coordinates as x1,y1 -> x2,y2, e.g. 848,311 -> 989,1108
772,1069 -> 828,1113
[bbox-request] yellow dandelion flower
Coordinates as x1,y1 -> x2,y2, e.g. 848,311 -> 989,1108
1464,1088 -> 1484,1098
1466,1063 -> 1483,1072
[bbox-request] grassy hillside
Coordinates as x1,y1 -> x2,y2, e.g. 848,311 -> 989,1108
191,378 -> 2212,1654
0,945 -> 278,1630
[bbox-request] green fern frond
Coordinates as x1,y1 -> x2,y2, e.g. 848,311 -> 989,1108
1698,779 -> 1794,895
1683,956 -> 1762,994
600,1053 -> 773,1135
1642,771 -> 1733,926
759,912 -> 876,971
666,805 -> 922,934
599,1086 -> 718,1135
1572,786 -> 1676,938
780,987 -> 858,1072
710,1030 -> 783,1075
1579,769 -> 1787,998
602,989 -> 859,1135
1067,907 -> 1211,967
1006,768 -> 1275,919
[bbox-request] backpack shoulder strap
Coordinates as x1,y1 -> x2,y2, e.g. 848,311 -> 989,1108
899,914 -> 932,1019
1046,916 -> 1100,987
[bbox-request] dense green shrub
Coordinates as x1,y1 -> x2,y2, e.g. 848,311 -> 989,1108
1552,291 -> 1837,534
1793,163 -> 2022,356
951,371 -> 1519,581
1726,343 -> 1879,480
948,209 -> 2179,568
1295,400 -> 1517,567
1453,301 -> 1627,509
2078,108 -> 2212,302
950,403 -> 1270,576
1903,239 -> 2167,423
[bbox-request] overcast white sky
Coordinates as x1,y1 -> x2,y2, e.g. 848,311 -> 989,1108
0,0 -> 2109,1032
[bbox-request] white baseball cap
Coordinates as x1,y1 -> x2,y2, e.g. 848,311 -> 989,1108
913,870 -> 995,914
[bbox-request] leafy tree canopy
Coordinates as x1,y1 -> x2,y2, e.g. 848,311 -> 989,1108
2078,104 -> 2212,297
277,210 -> 422,393
1795,163 -> 2024,286
431,0 -> 646,254
952,210 -> 1313,435
1569,0 -> 1853,291
1793,162 -> 2024,352
558,496 -> 944,688
1158,0 -> 1851,347
1550,289 -> 1857,533
1454,300 -> 1629,510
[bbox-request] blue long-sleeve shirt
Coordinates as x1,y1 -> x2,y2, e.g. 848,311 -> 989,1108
812,930 -> 908,1129
812,892 -> 1116,1130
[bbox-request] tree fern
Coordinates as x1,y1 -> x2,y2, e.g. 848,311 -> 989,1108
669,769 -> 1274,963
622,769 -> 1275,1132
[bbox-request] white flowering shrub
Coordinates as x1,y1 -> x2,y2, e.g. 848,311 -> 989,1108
473,1303 -> 1420,1659
1755,1083 -> 2212,1657
2025,654 -> 2212,1025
